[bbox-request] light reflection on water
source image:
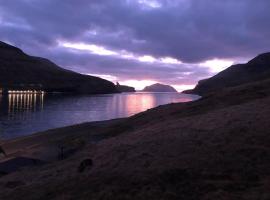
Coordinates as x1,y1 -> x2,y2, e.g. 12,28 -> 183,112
0,92 -> 199,139
7,93 -> 44,119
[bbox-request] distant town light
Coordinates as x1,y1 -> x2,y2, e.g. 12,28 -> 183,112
6,90 -> 45,94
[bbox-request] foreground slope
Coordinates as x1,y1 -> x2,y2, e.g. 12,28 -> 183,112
183,53 -> 270,95
1,77 -> 270,199
0,41 -> 117,94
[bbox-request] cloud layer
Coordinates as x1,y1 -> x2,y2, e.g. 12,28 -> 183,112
1,0 -> 270,90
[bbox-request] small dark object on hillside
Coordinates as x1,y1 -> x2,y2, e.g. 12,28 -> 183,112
78,159 -> 93,173
0,146 -> 7,157
57,145 -> 79,160
58,146 -> 65,160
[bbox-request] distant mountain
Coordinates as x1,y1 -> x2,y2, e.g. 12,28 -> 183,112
0,41 -> 117,94
183,53 -> 270,96
143,83 -> 177,92
116,82 -> 136,92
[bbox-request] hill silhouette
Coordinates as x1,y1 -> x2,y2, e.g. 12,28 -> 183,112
183,52 -> 270,95
0,41 -> 117,94
116,82 -> 135,92
143,83 -> 177,92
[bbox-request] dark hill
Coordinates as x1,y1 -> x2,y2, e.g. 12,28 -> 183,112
143,83 -> 177,92
0,41 -> 117,94
183,52 -> 270,96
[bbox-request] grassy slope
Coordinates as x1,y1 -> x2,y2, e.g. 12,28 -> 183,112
1,79 -> 270,199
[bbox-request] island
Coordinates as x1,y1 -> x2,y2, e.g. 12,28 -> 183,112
142,83 -> 177,92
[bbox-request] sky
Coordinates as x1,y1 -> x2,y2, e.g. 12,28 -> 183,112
0,0 -> 270,91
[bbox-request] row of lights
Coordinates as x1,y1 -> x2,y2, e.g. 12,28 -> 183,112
8,90 -> 45,94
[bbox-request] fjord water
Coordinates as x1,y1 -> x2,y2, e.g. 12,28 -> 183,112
0,92 -> 199,139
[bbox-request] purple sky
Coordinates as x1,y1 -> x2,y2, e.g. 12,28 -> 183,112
1,0 -> 270,91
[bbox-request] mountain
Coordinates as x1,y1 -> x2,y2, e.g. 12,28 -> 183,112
183,53 -> 270,96
0,41 -> 117,94
142,83 -> 177,92
115,82 -> 136,92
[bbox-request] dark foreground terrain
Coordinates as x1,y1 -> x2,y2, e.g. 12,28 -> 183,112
0,76 -> 270,199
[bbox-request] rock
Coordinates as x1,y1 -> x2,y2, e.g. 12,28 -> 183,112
78,159 -> 93,173
0,146 -> 6,157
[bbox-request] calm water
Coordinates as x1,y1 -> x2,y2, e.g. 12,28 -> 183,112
0,92 -> 199,139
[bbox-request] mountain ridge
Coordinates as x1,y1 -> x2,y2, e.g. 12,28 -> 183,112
0,41 -> 117,94
183,52 -> 270,95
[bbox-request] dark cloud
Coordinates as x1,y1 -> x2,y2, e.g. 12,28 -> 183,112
0,0 -> 270,89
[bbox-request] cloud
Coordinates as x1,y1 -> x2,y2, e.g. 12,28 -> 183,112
0,0 -> 269,90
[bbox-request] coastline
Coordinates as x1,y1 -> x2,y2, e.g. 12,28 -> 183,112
1,80 -> 270,199
0,92 -> 198,139
0,92 -> 200,163
0,118 -> 124,163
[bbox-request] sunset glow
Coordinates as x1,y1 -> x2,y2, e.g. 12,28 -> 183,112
87,73 -> 193,92
2,0 -> 267,91
172,84 -> 195,92
119,80 -> 156,90
59,40 -> 236,90
61,42 -> 117,56
200,59 -> 234,73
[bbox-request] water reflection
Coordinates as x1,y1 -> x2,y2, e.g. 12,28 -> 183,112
125,93 -> 156,115
2,93 -> 44,120
0,92 -> 200,139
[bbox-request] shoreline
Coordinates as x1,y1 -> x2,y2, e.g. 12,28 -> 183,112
0,92 -> 200,161
1,79 -> 270,199
0,118 -> 125,163
0,92 -> 200,140
1,118 -> 124,143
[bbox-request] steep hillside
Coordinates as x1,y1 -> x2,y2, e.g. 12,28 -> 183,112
0,41 -> 117,94
183,53 -> 270,95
